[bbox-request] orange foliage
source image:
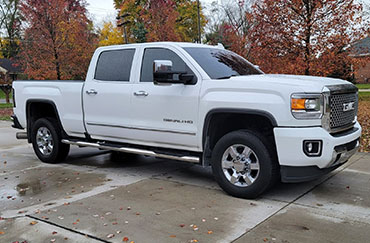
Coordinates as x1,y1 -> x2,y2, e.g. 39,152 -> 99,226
142,0 -> 182,42
19,0 -> 97,80
247,0 -> 369,79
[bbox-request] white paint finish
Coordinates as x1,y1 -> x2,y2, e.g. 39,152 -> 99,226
13,42 -> 361,169
12,81 -> 85,137
274,122 -> 361,168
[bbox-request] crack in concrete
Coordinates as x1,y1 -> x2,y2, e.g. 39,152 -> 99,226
26,215 -> 110,243
231,155 -> 363,242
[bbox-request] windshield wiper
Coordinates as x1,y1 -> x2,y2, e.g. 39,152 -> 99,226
216,74 -> 238,80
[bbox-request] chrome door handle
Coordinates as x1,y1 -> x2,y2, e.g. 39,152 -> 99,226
134,91 -> 149,97
86,89 -> 98,95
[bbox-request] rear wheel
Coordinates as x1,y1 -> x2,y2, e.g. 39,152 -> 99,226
211,130 -> 278,199
31,118 -> 70,163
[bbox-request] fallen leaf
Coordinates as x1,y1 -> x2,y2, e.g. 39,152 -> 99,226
202,218 -> 206,222
263,238 -> 268,242
112,222 -> 118,225
179,224 -> 185,228
127,207 -> 131,210
107,234 -> 115,238
207,230 -> 213,234
170,235 -> 176,238
214,217 -> 219,221
316,203 -> 323,207
52,231 -> 57,235
155,212 -> 161,215
50,239 -> 56,242
122,237 -> 129,242
30,221 -> 38,225
64,202 -> 70,205
0,231 -> 4,235
135,212 -> 140,215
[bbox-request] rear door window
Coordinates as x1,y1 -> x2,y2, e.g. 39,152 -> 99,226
95,49 -> 135,81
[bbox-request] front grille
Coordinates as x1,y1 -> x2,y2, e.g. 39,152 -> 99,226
329,92 -> 358,130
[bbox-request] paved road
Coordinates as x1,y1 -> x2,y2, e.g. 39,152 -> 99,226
0,121 -> 369,242
359,89 -> 370,92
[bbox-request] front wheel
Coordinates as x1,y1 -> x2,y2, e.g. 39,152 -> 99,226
31,118 -> 70,163
211,130 -> 279,199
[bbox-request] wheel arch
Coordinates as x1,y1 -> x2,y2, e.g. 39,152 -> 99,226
26,99 -> 66,143
202,108 -> 278,166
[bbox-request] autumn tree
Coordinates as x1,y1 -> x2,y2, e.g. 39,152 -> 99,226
248,0 -> 369,79
0,0 -> 20,58
114,0 -> 206,43
205,0 -> 254,57
19,0 -> 97,80
98,21 -> 124,46
143,0 -> 181,41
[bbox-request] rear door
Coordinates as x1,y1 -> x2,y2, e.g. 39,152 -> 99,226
83,48 -> 136,140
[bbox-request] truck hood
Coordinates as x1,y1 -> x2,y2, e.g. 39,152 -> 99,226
227,74 -> 352,93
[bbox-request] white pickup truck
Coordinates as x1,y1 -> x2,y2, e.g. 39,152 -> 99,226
12,42 -> 361,198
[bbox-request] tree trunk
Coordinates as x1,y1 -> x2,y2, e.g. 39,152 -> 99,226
0,86 -> 11,104
304,0 -> 312,76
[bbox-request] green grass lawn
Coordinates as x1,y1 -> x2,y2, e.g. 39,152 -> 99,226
0,89 -> 13,100
0,116 -> 11,121
359,92 -> 370,101
356,84 -> 370,90
0,103 -> 13,109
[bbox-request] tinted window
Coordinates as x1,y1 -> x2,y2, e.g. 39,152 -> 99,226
184,48 -> 262,79
95,49 -> 135,81
140,48 -> 195,82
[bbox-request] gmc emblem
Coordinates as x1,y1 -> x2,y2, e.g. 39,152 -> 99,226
343,102 -> 355,112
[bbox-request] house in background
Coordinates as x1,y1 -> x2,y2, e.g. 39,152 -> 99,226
349,37 -> 370,83
0,58 -> 23,103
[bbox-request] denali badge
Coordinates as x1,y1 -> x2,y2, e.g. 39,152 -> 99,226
343,102 -> 355,112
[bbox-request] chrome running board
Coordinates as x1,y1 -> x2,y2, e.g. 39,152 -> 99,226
61,139 -> 199,163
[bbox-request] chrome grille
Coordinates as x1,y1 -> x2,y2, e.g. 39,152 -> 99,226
329,92 -> 358,129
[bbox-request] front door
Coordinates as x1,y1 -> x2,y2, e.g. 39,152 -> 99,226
130,47 -> 201,151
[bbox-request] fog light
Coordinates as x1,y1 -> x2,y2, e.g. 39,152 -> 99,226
303,140 -> 322,157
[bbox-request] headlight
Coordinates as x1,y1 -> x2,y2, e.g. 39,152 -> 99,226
291,94 -> 323,119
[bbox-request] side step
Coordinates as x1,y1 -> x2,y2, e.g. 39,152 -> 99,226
61,139 -> 200,163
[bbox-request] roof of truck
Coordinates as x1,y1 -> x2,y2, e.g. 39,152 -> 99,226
97,42 -> 223,51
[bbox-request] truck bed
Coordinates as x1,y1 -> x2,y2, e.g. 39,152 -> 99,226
13,80 -> 86,138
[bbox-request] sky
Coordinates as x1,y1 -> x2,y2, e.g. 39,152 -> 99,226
86,0 -> 370,27
85,0 -> 216,26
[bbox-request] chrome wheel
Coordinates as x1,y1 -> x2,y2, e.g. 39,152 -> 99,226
36,127 -> 54,156
221,144 -> 260,187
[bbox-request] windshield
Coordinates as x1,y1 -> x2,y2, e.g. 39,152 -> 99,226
184,47 -> 263,79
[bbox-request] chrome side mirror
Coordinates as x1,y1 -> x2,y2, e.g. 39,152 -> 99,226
153,60 -> 173,73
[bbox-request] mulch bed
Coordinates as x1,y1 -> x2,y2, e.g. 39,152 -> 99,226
358,101 -> 370,152
0,108 -> 12,118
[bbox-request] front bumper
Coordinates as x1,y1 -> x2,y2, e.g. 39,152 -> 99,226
274,122 -> 361,182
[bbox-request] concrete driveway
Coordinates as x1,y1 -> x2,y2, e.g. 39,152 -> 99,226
0,121 -> 369,243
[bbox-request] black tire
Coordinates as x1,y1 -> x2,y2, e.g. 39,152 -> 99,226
31,118 -> 70,163
211,130 -> 279,199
